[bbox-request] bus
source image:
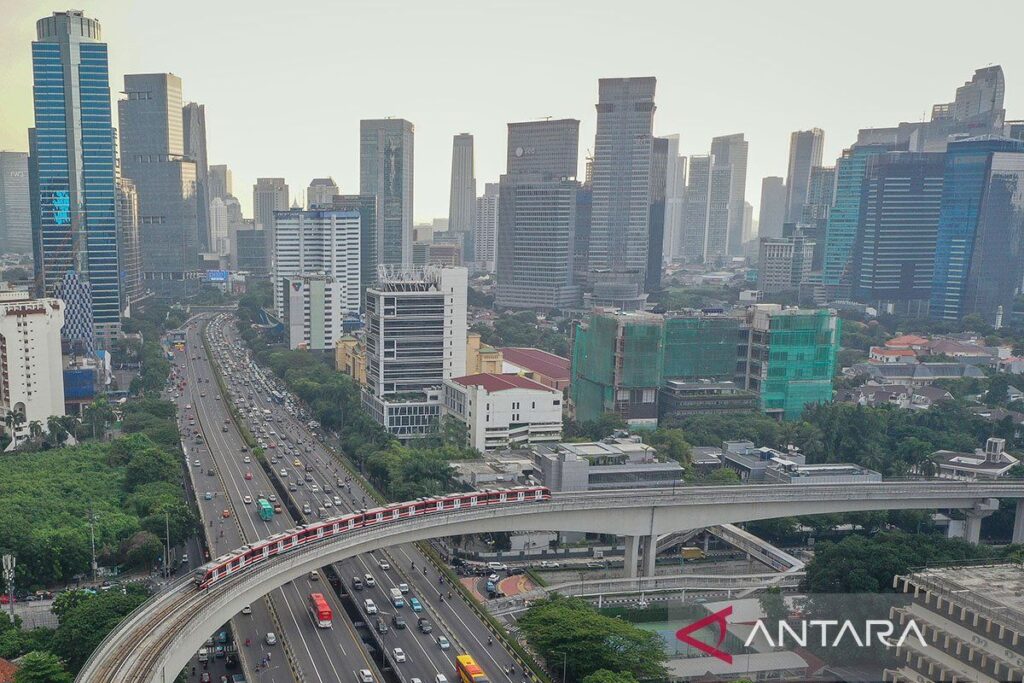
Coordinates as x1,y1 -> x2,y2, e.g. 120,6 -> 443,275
309,592 -> 332,628
455,655 -> 489,683
389,587 -> 405,608
257,499 -> 274,521
270,390 -> 285,405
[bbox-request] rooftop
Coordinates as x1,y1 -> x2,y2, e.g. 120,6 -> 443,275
499,347 -> 570,381
451,372 -> 554,393
907,564 -> 1024,625
886,334 -> 930,348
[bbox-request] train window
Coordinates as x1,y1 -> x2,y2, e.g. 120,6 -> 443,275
452,498 -> 461,508
376,512 -> 384,522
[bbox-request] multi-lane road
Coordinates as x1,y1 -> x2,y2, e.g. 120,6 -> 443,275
178,313 -> 528,682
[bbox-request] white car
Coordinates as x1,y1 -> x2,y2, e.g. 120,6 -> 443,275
539,560 -> 561,569
280,469 -> 288,477
323,500 -> 333,508
193,459 -> 201,467
364,599 -> 378,614
241,604 -> 252,614
486,562 -> 507,571
392,647 -> 406,663
378,559 -> 391,571
265,632 -> 277,646
243,456 -> 251,464
358,670 -> 374,683
437,635 -> 450,650
243,495 -> 252,504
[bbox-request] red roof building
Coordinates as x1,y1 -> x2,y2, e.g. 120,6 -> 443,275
885,334 -> 930,350
444,373 -> 563,451
0,658 -> 17,683
499,347 -> 570,392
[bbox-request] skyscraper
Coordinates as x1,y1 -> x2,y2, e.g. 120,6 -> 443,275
646,136 -> 669,291
661,136 -> 686,264
208,197 -> 230,255
182,102 -> 209,251
0,152 -> 31,254
448,134 -> 476,236
115,176 -> 142,310
307,177 -> 339,209
209,164 -> 232,200
253,178 -> 289,232
331,194 -> 378,302
710,133 -> 749,258
758,176 -> 786,240
496,119 -> 581,309
851,152 -> 944,316
801,165 -> 836,226
29,10 -> 121,348
680,154 -> 712,262
588,77 -> 656,291
360,119 -> 414,266
931,137 -> 1024,323
784,128 -> 825,224
119,73 -> 199,295
705,163 -> 734,262
473,182 -> 499,272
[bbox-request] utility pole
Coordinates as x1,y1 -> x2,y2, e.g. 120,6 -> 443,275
2,555 -> 15,620
88,508 -> 97,584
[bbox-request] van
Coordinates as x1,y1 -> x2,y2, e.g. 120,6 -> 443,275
390,588 -> 405,608
197,648 -> 209,663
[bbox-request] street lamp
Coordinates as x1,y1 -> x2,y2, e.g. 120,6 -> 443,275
553,650 -> 568,682
2,555 -> 14,619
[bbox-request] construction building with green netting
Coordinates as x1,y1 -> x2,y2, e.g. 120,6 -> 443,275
737,304 -> 841,420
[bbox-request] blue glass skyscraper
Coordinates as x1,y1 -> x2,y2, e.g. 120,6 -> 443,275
930,136 -> 1024,322
28,10 -> 121,349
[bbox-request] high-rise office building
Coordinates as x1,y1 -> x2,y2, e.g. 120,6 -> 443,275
801,165 -> 835,226
331,194 -> 378,302
710,133 -> 749,258
29,10 -> 121,348
119,73 -> 199,295
588,77 -> 656,292
307,177 -> 339,209
646,137 -> 669,291
182,102 -> 209,251
0,152 -> 32,255
758,235 -> 814,294
661,135 -> 686,263
360,119 -> 414,266
115,177 -> 143,310
272,209 -> 360,350
680,155 -> 712,262
851,152 -> 944,316
362,266 -> 467,438
209,164 -> 232,200
448,134 -> 476,236
496,119 -> 582,309
253,178 -> 289,232
784,128 -> 825,224
823,139 -> 904,291
208,197 -> 230,255
931,137 -> 1024,323
705,163 -> 734,263
473,182 -> 499,272
757,176 -> 786,240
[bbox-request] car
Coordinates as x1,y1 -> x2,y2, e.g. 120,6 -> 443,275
364,573 -> 375,587
586,561 -> 605,568
244,471 -> 253,480
352,577 -> 364,590
391,614 -> 407,629
410,679 -> 422,683
310,484 -> 319,492
185,404 -> 192,410
538,560 -> 561,569
323,500 -> 333,508
268,494 -> 277,502
207,468 -> 215,477
293,459 -> 302,467
265,632 -> 277,646
437,635 -> 450,650
193,459 -> 201,467
364,599 -> 378,614
435,676 -> 449,683
296,479 -> 304,487
243,456 -> 251,464
243,495 -> 252,505
309,570 -> 320,581
486,561 -> 507,571
399,583 -> 409,594
302,504 -> 312,514
279,469 -> 288,477
221,509 -> 231,518
333,496 -> 342,505
241,604 -> 252,614
289,483 -> 297,492
204,491 -> 213,500
392,647 -> 406,663
488,573 -> 499,583
358,670 -> 374,683
409,597 -> 422,612
201,673 -> 212,683
378,559 -> 390,570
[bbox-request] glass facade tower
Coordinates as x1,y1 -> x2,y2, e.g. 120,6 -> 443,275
28,10 -> 121,348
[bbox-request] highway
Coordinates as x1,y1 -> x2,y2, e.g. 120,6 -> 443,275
204,314 -> 528,682
178,321 -> 381,683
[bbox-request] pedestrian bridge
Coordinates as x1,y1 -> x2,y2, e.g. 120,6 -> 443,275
78,481 -> 1024,682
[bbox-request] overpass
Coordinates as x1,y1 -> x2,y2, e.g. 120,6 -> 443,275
78,481 -> 1024,682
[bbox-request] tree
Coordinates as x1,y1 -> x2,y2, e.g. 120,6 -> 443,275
581,671 -> 639,683
13,651 -> 71,683
27,420 -> 43,441
758,587 -> 788,627
645,428 -> 692,466
519,596 -> 667,682
82,398 -> 115,440
46,415 -> 69,446
986,374 -> 1011,407
50,587 -> 150,672
703,468 -> 741,484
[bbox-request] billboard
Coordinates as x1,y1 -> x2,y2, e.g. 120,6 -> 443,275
205,270 -> 229,282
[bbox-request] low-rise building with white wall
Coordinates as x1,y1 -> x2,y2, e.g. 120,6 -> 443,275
443,372 -> 563,451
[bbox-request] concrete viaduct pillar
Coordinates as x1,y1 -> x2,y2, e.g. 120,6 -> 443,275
623,535 -> 640,579
1012,499 -> 1024,545
640,535 -> 657,578
964,498 -> 999,545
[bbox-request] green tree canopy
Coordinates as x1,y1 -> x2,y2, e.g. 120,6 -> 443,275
13,651 -> 71,683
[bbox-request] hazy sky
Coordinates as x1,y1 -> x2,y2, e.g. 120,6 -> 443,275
2,0 -> 1023,222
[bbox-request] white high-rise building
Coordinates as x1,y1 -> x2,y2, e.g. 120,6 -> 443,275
473,183 -> 499,272
209,197 -> 230,255
448,134 -> 476,234
0,288 -> 65,447
253,177 -> 289,232
362,266 -> 467,439
272,209 -> 360,351
661,135 -> 686,263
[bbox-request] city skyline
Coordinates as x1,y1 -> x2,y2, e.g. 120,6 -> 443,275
2,1 -> 1022,222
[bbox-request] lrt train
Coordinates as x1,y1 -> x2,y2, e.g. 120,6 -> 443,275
194,486 -> 552,589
